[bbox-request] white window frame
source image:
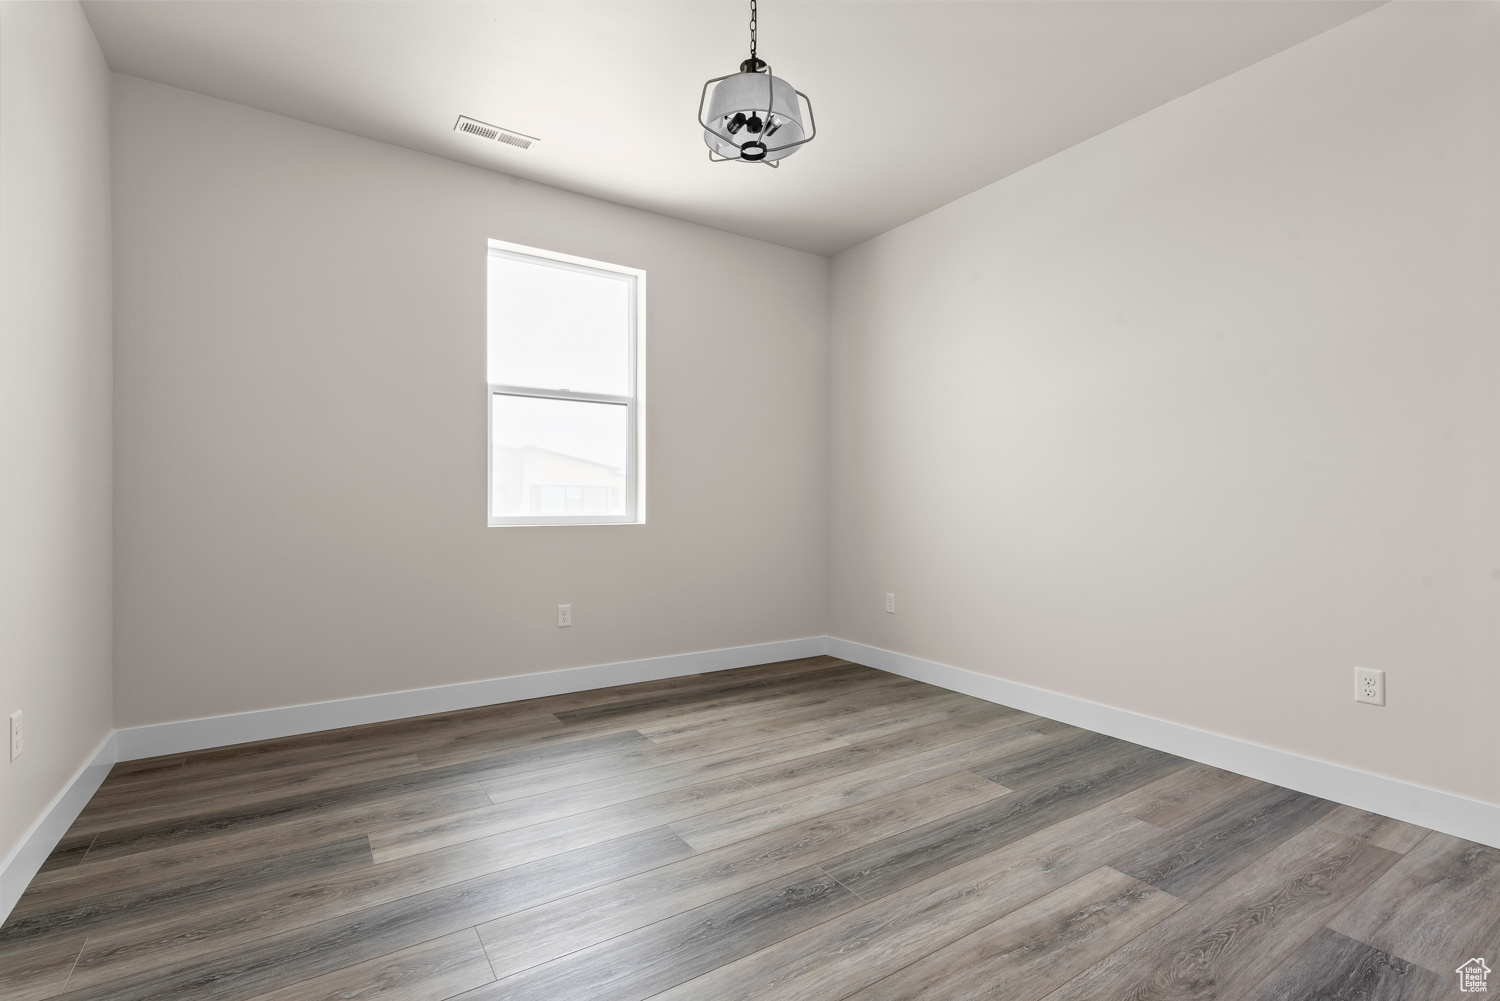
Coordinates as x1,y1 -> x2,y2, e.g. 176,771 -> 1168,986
486,239 -> 646,527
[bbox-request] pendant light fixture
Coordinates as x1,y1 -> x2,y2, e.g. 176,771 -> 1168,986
698,0 -> 816,166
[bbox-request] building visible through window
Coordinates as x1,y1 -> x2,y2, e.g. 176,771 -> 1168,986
487,240 -> 644,525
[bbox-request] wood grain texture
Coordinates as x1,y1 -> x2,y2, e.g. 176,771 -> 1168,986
1327,830 -> 1500,973
825,739 -> 1183,900
634,674 -> 948,748
470,867 -> 858,1001
669,723 -> 1040,853
1022,716 -> 1083,735
366,771 -> 760,864
1,835 -> 373,947
364,730 -> 851,867
73,751 -> 434,832
1246,928 -> 1448,1001
34,834 -> 95,875
58,827 -> 692,1000
3,657 -> 1493,1001
1107,762 -> 1267,832
73,757 -> 533,861
24,783 -> 494,909
821,693 -> 1019,743
1044,826 -> 1399,1001
476,770 -> 1005,980
647,806 -> 1162,1001
474,730 -> 849,824
975,728 -> 1142,790
843,866 -> 1184,1001
0,934 -> 86,1001
239,929 -> 496,1001
1315,805 -> 1430,854
1111,783 -> 1337,900
549,661 -> 873,724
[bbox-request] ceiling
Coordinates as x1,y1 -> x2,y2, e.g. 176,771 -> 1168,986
82,1 -> 1380,256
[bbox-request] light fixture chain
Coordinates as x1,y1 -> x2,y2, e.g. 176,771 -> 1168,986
699,0 -> 814,165
749,0 -> 757,62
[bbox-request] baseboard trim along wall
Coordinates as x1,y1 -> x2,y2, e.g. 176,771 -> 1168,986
827,636 -> 1500,851
8,632 -> 1497,927
1,731 -> 118,923
0,637 -> 826,925
114,636 -> 829,760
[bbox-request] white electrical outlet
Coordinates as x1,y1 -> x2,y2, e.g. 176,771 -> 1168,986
885,593 -> 896,614
557,604 -> 572,627
9,710 -> 21,761
1354,667 -> 1385,706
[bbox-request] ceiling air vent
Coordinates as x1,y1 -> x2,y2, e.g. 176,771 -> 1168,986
454,116 -> 538,150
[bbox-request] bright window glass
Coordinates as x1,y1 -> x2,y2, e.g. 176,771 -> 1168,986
486,255 -> 631,396
487,242 -> 642,526
490,395 -> 628,519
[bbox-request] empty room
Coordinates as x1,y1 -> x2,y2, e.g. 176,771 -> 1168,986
2,0 -> 1498,998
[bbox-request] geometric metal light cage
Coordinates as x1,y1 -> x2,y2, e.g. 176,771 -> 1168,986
698,0 -> 816,167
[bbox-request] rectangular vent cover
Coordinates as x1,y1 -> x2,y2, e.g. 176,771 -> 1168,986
455,116 -> 538,150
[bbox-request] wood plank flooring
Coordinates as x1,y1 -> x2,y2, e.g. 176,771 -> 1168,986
2,656 -> 1494,1001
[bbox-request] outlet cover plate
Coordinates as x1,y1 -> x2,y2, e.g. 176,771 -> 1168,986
9,710 -> 21,761
557,604 -> 572,627
1354,667 -> 1385,706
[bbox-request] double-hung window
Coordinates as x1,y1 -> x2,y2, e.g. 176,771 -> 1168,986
487,239 -> 645,526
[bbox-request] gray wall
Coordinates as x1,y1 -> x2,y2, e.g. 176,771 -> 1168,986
0,2 -> 114,866
829,2 -> 1500,807
111,77 -> 829,728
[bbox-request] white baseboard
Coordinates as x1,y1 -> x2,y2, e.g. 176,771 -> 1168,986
1,636 -> 825,926
115,637 -> 829,761
7,633 -> 1496,930
828,636 -> 1500,851
1,731 -> 118,922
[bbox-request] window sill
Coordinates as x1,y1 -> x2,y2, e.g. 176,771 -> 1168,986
488,517 -> 644,527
